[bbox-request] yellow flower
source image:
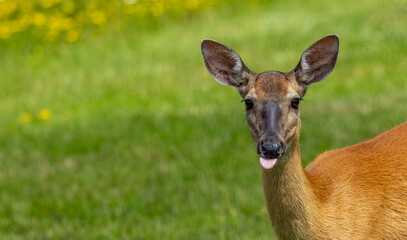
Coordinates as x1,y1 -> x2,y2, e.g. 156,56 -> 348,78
19,1 -> 34,13
151,3 -> 165,17
0,24 -> 12,39
19,112 -> 33,123
39,109 -> 52,120
0,2 -> 17,18
186,0 -> 200,10
62,1 -> 76,14
89,11 -> 107,25
0,0 -> 219,43
65,29 -> 79,42
40,0 -> 62,9
61,18 -> 75,30
48,17 -> 62,30
33,13 -> 47,26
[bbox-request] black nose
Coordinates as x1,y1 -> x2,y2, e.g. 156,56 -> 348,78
261,143 -> 282,159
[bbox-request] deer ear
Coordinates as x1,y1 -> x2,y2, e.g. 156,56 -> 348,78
294,35 -> 339,86
201,39 -> 253,88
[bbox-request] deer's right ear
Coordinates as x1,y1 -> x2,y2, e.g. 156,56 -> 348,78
201,39 -> 252,88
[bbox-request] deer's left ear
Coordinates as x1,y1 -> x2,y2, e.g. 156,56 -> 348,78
294,35 -> 339,86
201,39 -> 253,89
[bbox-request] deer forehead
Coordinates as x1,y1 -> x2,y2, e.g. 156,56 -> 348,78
248,72 -> 298,101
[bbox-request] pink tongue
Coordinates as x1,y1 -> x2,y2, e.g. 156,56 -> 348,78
260,157 -> 277,169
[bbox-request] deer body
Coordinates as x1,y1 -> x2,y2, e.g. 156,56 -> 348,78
201,35 -> 407,239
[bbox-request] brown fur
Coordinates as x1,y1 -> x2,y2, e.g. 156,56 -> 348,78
305,121 -> 407,239
254,72 -> 289,100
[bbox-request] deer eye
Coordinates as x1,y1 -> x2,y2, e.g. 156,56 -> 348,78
291,98 -> 302,109
241,99 -> 253,110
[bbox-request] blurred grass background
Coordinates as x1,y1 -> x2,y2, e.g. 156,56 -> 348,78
0,0 -> 407,239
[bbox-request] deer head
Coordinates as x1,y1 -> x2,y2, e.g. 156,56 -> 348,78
201,35 -> 339,169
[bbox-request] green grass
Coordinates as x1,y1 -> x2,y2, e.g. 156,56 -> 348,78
1,0 -> 407,239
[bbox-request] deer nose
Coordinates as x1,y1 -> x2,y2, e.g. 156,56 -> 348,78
261,143 -> 282,159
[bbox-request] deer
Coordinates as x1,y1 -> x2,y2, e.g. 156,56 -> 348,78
201,35 -> 407,239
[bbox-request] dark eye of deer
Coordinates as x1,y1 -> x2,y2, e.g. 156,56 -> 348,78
242,99 -> 253,110
291,98 -> 302,109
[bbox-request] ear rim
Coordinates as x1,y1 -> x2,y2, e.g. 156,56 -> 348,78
293,34 -> 340,87
201,39 -> 253,88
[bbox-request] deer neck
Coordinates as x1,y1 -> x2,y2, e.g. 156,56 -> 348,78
261,131 -> 322,239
